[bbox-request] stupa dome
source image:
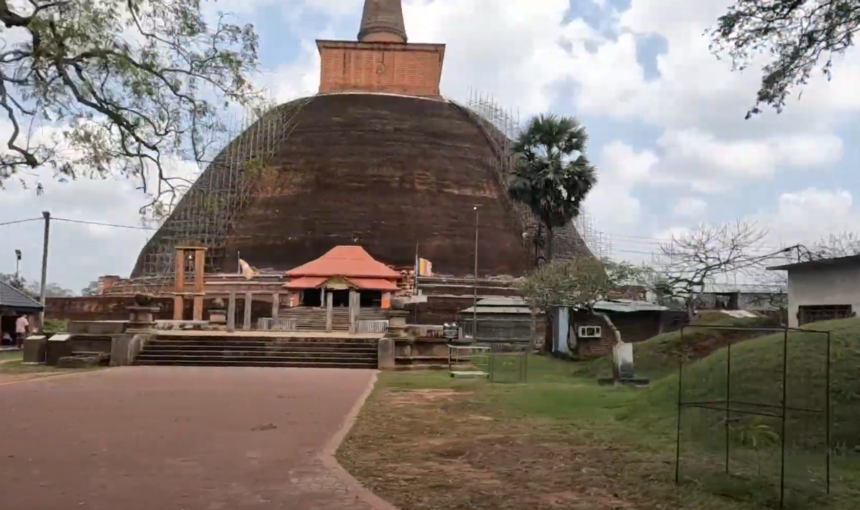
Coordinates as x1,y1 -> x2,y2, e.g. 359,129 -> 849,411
130,1 -> 593,280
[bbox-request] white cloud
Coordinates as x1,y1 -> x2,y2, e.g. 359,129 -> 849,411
652,129 -> 843,193
673,197 -> 707,217
763,188 -> 857,247
586,141 -> 658,228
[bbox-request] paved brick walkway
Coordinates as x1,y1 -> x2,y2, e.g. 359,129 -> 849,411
0,367 -> 381,510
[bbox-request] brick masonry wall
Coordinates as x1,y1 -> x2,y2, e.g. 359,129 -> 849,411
46,296 -> 278,324
132,94 -> 595,280
318,42 -> 444,96
221,94 -> 531,278
570,311 -> 616,360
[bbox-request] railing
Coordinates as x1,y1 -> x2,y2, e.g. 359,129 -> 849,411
257,318 -> 299,332
355,320 -> 389,334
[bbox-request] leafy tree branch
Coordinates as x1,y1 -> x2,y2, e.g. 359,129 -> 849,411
0,0 -> 262,211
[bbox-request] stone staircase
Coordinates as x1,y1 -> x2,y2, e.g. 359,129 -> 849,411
133,336 -> 378,369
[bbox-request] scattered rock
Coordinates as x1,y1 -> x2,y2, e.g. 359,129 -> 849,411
251,423 -> 278,432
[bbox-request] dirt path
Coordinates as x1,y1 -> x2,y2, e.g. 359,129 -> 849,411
0,366 -> 384,510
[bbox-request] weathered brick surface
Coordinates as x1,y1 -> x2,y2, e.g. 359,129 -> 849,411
132,93 -> 593,280
223,94 -> 531,277
318,41 -> 444,96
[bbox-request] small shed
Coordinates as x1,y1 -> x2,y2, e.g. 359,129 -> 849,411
0,281 -> 44,339
458,296 -> 543,344
552,300 -> 686,359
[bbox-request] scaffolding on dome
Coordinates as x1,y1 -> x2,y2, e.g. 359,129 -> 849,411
138,97 -> 315,291
456,89 -> 613,262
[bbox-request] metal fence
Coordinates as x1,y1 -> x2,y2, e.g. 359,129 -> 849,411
256,318 -> 298,332
674,325 -> 831,509
355,320 -> 389,334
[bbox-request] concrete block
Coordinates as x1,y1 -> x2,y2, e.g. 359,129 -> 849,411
109,334 -> 146,367
378,338 -> 395,370
23,336 -> 47,364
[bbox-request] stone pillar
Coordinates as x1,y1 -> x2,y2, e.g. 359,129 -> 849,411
227,291 -> 236,332
128,305 -> 160,331
325,292 -> 333,332
377,338 -> 395,370
348,290 -> 358,334
321,288 -> 327,309
272,293 -> 280,319
243,292 -> 253,331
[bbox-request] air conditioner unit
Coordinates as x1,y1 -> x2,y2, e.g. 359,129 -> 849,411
577,325 -> 602,339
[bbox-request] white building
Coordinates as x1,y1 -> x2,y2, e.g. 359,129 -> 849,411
768,255 -> 860,328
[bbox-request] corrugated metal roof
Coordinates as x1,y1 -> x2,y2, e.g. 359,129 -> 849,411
0,281 -> 44,311
702,283 -> 786,294
460,305 -> 534,314
592,300 -> 668,313
460,299 -> 668,314
475,296 -> 526,306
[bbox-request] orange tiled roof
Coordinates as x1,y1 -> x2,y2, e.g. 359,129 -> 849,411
286,246 -> 400,279
283,276 -> 328,290
346,277 -> 399,291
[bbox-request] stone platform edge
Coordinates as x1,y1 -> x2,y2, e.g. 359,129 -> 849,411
320,371 -> 399,510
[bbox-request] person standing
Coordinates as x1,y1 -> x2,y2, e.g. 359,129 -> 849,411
15,314 -> 29,349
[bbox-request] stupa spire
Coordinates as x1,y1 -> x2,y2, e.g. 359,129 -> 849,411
358,0 -> 407,43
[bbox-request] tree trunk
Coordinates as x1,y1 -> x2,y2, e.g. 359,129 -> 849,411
529,307 -> 538,352
542,222 -> 554,354
545,224 -> 554,262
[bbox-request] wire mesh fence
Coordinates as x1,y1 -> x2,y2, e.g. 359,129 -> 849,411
675,325 -> 831,509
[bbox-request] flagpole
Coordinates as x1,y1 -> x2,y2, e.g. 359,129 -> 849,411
414,242 -> 420,295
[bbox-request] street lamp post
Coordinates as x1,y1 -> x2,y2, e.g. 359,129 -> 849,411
472,205 -> 480,341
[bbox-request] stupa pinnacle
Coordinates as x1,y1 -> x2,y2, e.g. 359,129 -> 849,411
358,0 -> 407,43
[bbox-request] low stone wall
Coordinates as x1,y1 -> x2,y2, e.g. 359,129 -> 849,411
46,296 -> 280,325
46,297 -> 174,322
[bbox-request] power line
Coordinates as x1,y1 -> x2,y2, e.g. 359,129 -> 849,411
52,217 -> 155,231
0,217 -> 42,227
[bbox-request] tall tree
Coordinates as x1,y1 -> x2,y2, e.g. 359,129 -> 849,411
518,257 -> 647,350
0,0 -> 262,209
659,221 -> 779,319
508,114 -> 597,262
711,0 -> 860,117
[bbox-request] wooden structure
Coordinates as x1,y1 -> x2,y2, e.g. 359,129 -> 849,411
173,245 -> 207,321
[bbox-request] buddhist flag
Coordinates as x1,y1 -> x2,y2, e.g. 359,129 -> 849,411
417,258 -> 433,277
239,259 -> 259,280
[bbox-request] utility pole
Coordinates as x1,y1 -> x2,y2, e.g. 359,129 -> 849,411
14,249 -> 21,281
472,205 -> 480,341
39,211 -> 50,327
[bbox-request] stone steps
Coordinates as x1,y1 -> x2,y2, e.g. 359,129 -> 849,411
134,337 -> 378,368
134,359 -> 375,369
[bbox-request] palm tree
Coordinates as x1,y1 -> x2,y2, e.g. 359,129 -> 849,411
508,114 -> 598,262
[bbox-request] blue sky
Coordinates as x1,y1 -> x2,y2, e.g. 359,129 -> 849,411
1,0 -> 858,291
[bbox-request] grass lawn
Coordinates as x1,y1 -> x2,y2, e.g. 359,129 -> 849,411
0,349 -> 23,362
0,351 -> 101,382
338,319 -> 860,510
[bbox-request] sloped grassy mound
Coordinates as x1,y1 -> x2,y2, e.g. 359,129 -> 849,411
574,313 -> 780,380
633,317 -> 860,450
